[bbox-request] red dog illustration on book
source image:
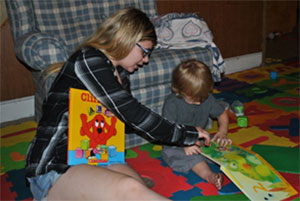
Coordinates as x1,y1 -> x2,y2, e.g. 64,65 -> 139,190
80,113 -> 117,148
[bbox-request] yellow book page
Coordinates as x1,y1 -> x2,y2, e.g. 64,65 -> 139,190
68,88 -> 125,166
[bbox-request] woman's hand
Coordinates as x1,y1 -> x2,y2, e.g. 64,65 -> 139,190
195,127 -> 211,146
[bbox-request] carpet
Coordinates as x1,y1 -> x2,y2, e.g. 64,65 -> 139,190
1,60 -> 299,201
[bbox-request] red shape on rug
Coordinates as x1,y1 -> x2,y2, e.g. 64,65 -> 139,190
10,152 -> 26,162
1,128 -> 36,139
258,114 -> 300,144
195,182 -> 219,196
239,136 -> 269,148
194,174 -> 236,196
126,147 -> 193,198
1,174 -> 17,201
280,172 -> 300,201
271,97 -> 300,107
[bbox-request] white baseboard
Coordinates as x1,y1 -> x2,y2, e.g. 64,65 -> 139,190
0,52 -> 262,124
224,52 -> 262,75
0,96 -> 34,124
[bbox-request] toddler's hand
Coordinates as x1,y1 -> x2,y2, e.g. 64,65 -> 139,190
184,145 -> 202,156
212,133 -> 232,147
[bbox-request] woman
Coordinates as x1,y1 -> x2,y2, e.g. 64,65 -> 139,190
25,8 -> 210,200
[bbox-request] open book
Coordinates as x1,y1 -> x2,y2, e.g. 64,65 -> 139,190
68,88 -> 125,166
200,142 -> 297,200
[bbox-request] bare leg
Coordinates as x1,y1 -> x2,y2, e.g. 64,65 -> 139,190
191,161 -> 223,190
107,164 -> 155,188
47,164 -> 170,201
106,163 -> 145,184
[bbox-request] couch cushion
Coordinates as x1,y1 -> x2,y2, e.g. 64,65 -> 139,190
130,46 -> 212,90
32,0 -> 158,51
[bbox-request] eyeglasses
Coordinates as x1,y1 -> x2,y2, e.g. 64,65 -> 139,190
136,43 -> 152,58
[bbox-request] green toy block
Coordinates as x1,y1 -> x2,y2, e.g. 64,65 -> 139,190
80,139 -> 90,150
236,106 -> 244,115
230,100 -> 244,116
237,116 -> 248,127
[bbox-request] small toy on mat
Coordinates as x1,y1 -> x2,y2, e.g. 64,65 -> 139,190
230,100 -> 244,117
230,101 -> 248,127
270,118 -> 300,136
270,71 -> 277,80
237,116 -> 248,127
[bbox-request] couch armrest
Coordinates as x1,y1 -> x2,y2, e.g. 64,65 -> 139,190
14,32 -> 69,71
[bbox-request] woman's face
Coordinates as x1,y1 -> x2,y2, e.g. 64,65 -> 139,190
116,40 -> 153,73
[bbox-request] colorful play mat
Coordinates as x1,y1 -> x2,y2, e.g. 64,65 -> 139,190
1,60 -> 299,200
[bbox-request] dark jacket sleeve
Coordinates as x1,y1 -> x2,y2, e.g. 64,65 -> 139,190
74,47 -> 198,146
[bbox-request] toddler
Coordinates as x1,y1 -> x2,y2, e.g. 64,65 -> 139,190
162,59 -> 232,189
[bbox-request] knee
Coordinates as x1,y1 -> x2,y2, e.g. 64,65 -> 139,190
118,176 -> 146,195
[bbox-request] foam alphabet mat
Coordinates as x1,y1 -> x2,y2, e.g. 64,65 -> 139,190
1,60 -> 299,200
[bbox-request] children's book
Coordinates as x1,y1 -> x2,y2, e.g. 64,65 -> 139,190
68,88 -> 125,166
200,142 -> 297,201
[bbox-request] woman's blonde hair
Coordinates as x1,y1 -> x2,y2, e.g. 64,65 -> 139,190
45,7 -> 157,76
172,59 -> 213,103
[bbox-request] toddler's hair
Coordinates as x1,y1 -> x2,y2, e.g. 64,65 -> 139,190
172,59 -> 213,102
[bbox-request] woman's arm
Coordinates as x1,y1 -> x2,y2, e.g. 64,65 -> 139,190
74,47 -> 198,146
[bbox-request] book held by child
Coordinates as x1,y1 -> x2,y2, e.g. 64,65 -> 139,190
68,88 -> 125,166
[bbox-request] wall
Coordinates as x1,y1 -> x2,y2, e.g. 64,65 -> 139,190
1,2 -> 35,102
156,0 -> 298,59
0,1 -> 298,102
1,1 -> 7,22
